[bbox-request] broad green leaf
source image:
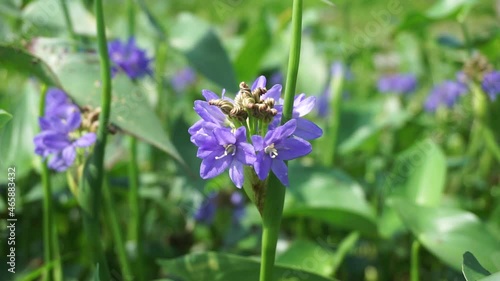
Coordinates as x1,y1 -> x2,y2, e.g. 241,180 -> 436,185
157,252 -> 337,281
0,83 -> 39,182
44,53 -> 184,164
388,139 -> 446,207
234,13 -> 272,82
462,251 -> 491,281
0,45 -> 60,86
276,239 -> 336,277
170,14 -> 237,91
22,0 -> 97,36
338,98 -> 411,155
426,0 -> 477,19
394,200 -> 500,272
479,272 -> 500,281
0,109 -> 12,128
283,165 -> 378,236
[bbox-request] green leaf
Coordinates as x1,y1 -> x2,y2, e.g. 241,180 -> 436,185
170,14 -> 237,91
479,272 -> 500,281
44,53 -> 184,164
93,264 -> 100,281
425,0 -> 477,19
394,200 -> 500,272
0,45 -> 60,86
388,139 -> 446,207
276,239 -> 336,277
0,109 -> 12,128
234,14 -> 272,82
283,165 -> 378,236
157,252 -> 337,281
0,83 -> 39,182
22,0 -> 97,36
462,251 -> 492,281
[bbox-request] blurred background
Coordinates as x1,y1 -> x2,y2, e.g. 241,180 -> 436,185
0,0 -> 500,280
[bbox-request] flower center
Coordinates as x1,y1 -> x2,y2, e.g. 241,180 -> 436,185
264,143 -> 278,159
215,144 -> 236,160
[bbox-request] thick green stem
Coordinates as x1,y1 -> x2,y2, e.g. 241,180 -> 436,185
39,86 -> 53,281
259,0 -> 302,280
59,0 -> 77,43
322,67 -> 344,166
103,177 -> 133,281
411,240 -> 420,281
127,137 -> 144,281
259,175 -> 287,281
79,0 -> 112,279
127,0 -> 135,38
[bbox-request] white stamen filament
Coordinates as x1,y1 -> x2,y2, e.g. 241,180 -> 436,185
215,144 -> 236,160
264,143 -> 278,159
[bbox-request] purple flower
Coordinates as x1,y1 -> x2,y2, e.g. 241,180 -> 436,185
252,119 -> 312,186
34,88 -> 96,171
424,80 -> 468,112
317,62 -> 353,118
194,193 -> 217,224
108,37 -> 152,79
251,75 -> 282,101
482,71 -> 500,101
270,94 -> 323,140
171,67 -> 196,93
195,127 -> 256,188
194,191 -> 246,224
377,73 -> 417,95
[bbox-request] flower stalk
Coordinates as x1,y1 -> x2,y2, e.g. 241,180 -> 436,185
39,85 -> 61,281
79,0 -> 112,279
322,66 -> 344,166
259,0 -> 303,280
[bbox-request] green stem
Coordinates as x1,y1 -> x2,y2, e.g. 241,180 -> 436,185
39,86 -> 53,281
155,42 -> 168,129
127,0 -> 135,38
59,0 -> 77,43
322,66 -> 344,166
259,1 -> 302,280
331,231 -> 359,276
411,240 -> 420,281
259,175 -> 287,281
127,137 -> 144,281
79,0 -> 112,279
282,0 -> 302,122
103,177 -> 133,281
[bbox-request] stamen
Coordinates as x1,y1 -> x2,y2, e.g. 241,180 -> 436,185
215,144 -> 236,160
264,143 -> 278,159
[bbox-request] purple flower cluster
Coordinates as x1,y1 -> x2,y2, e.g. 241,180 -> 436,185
377,73 -> 417,95
189,76 -> 322,187
194,192 -> 246,224
482,71 -> 500,101
424,80 -> 468,112
108,37 -> 152,79
34,88 -> 96,172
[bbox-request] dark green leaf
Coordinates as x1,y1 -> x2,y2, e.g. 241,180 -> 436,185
234,14 -> 272,82
0,45 -> 60,86
462,251 -> 491,281
170,14 -> 237,91
394,200 -> 500,272
283,165 -> 378,236
0,109 -> 12,128
157,252 -> 337,281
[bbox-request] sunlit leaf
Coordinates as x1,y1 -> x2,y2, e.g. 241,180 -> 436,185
157,252 -> 337,281
462,251 -> 492,281
394,200 -> 500,272
0,109 -> 12,128
284,165 -> 378,236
